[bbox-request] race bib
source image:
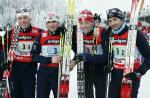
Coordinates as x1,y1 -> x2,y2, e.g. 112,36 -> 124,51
96,45 -> 103,55
41,46 -> 59,57
84,45 -> 103,54
113,45 -> 141,59
84,45 -> 93,54
17,41 -> 33,53
113,46 -> 126,58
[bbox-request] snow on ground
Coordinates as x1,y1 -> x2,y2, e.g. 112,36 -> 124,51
50,68 -> 150,98
138,70 -> 150,98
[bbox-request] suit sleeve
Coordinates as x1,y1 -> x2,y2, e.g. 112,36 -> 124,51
83,28 -> 109,65
136,31 -> 150,75
30,34 -> 52,64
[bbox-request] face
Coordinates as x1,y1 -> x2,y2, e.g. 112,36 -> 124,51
17,15 -> 31,29
46,21 -> 60,32
108,17 -> 123,30
79,21 -> 94,34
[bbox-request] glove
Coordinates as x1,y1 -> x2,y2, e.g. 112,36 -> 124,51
73,53 -> 86,64
2,63 -> 11,71
124,71 -> 141,81
94,13 -> 101,23
103,66 -> 113,73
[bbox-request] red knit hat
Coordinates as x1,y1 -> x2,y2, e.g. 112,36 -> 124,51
78,9 -> 94,22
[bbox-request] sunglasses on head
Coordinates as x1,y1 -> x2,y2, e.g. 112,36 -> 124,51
16,8 -> 31,13
106,8 -> 119,16
106,8 -> 124,18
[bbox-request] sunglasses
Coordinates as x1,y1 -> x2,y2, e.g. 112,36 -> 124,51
16,8 -> 31,13
106,8 -> 124,19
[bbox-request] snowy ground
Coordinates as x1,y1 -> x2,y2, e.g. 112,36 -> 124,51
49,67 -> 150,98
138,70 -> 150,98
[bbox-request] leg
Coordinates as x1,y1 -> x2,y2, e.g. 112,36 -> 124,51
109,69 -> 123,98
10,77 -> 23,98
23,77 -> 36,98
131,80 -> 140,98
37,70 -> 51,98
85,67 -> 94,98
48,67 -> 58,98
50,71 -> 58,98
94,70 -> 106,98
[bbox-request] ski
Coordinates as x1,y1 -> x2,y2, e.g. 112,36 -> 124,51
76,13 -> 102,98
77,21 -> 85,98
121,0 -> 144,98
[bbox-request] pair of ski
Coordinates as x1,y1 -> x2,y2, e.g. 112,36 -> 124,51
0,23 -> 20,98
57,0 -> 101,97
0,25 -> 11,98
121,0 -> 144,98
57,0 -> 75,98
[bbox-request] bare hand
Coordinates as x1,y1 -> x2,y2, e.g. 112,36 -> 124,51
8,50 -> 15,62
51,56 -> 62,64
68,60 -> 76,71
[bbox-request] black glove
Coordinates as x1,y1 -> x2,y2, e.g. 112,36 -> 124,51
103,66 -> 112,73
73,54 -> 85,64
124,71 -> 141,81
1,61 -> 11,71
94,13 -> 101,23
60,24 -> 67,32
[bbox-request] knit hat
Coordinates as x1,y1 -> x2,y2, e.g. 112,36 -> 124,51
46,11 -> 60,22
78,9 -> 94,22
107,8 -> 125,20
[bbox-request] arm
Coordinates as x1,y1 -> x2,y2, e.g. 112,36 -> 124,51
136,31 -> 150,75
137,31 -> 150,57
77,29 -> 109,65
30,34 -> 52,64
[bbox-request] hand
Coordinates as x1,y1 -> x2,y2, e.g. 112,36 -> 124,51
51,56 -> 62,64
103,66 -> 113,73
8,49 -> 16,62
68,60 -> 76,71
73,54 -> 85,63
2,62 -> 11,71
94,13 -> 101,23
124,71 -> 141,81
